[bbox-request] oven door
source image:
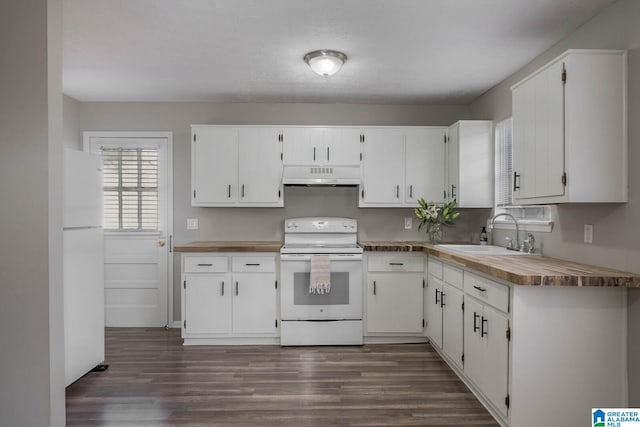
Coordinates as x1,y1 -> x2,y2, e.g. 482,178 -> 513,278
280,254 -> 363,320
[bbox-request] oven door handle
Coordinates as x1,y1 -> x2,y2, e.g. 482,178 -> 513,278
280,254 -> 363,261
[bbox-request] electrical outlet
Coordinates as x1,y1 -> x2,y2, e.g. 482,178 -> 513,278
584,224 -> 593,244
404,217 -> 412,229
187,218 -> 199,230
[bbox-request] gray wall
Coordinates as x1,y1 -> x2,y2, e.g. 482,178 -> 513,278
0,0 -> 65,425
63,95 -> 81,149
77,102 -> 490,321
469,0 -> 640,405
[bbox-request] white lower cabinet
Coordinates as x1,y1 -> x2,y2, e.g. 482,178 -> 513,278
181,253 -> 279,344
365,253 -> 425,339
425,258 -> 464,369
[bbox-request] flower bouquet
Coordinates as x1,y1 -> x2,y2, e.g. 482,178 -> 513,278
415,198 -> 460,243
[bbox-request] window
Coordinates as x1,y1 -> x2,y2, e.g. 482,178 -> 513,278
101,148 -> 159,231
494,118 -> 553,231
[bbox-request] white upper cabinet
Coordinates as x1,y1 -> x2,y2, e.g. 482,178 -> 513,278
238,128 -> 283,205
446,121 -> 493,208
360,128 -> 405,205
282,127 -> 361,166
191,125 -> 283,207
192,126 -> 238,205
511,49 -> 627,204
405,128 -> 446,205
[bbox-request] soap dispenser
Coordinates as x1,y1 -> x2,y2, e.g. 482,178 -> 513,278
480,227 -> 488,245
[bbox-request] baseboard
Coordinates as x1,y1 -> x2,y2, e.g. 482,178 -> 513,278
183,337 -> 280,346
364,336 -> 428,344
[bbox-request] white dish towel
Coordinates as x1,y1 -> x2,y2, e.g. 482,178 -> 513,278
309,255 -> 331,294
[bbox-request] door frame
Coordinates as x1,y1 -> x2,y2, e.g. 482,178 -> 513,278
83,131 -> 174,327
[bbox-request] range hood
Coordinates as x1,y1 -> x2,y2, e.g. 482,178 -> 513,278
282,165 -> 361,186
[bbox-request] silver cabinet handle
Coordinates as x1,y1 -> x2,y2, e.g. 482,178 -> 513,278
197,263 -> 213,266
313,147 -> 316,161
227,184 -> 231,198
221,281 -> 225,296
241,184 -> 245,198
235,281 -> 239,296
327,146 -> 330,161
245,263 -> 260,266
396,185 -> 400,198
409,185 -> 413,198
373,281 -> 376,295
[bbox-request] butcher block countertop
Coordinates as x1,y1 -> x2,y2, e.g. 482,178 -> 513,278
359,241 -> 640,287
174,241 -> 283,253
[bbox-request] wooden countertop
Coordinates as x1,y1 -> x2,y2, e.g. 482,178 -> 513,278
359,241 -> 640,287
174,241 -> 282,253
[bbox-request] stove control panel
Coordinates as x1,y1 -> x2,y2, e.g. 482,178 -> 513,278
284,217 -> 357,234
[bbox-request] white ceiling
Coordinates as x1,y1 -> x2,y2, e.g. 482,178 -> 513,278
63,0 -> 617,104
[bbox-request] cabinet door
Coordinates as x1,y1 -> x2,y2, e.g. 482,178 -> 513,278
426,275 -> 443,348
405,128 -> 446,206
323,128 -> 362,166
513,61 -> 564,201
442,283 -> 464,369
232,273 -> 278,335
445,123 -> 459,203
184,274 -> 231,335
360,129 -> 404,205
238,128 -> 283,205
463,297 -> 484,388
282,127 -> 323,165
457,122 -> 493,207
482,305 -> 509,417
192,127 -> 238,205
367,274 -> 423,334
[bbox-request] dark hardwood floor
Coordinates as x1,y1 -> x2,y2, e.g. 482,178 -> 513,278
66,328 -> 498,426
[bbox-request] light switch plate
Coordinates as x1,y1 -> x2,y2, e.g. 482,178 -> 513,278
187,218 -> 199,230
404,217 -> 413,229
584,224 -> 593,244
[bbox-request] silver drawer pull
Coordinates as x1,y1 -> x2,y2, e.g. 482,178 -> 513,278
389,262 -> 404,266
245,263 -> 261,266
197,263 -> 213,267
473,285 -> 487,292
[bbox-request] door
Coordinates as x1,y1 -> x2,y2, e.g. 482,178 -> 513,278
405,128 -> 446,205
482,305 -> 510,417
446,123 -> 459,202
426,275 -> 443,348
463,297 -> 484,389
85,132 -> 172,327
442,283 -> 464,369
360,128 -> 404,205
367,274 -> 423,333
323,128 -> 362,166
232,273 -> 278,334
192,126 -> 238,205
184,274 -> 231,335
238,128 -> 283,205
282,127 -> 323,165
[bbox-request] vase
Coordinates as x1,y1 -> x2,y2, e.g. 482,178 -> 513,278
428,223 -> 442,243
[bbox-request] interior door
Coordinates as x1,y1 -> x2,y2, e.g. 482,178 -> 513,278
86,134 -> 171,327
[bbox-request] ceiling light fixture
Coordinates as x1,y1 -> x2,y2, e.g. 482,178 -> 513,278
304,50 -> 347,77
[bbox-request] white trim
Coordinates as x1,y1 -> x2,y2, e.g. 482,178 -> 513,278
489,219 -> 554,233
183,337 -> 280,346
172,321 -> 182,329
363,336 -> 427,344
82,131 -> 174,327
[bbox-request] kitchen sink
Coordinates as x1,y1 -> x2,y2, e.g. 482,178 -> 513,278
437,244 -> 538,256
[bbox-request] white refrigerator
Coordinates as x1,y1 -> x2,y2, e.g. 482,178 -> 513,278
63,148 -> 105,386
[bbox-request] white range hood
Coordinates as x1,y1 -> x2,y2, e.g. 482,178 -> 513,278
282,165 -> 361,186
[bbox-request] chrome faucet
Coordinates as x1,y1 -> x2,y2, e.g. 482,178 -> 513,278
489,213 -> 520,251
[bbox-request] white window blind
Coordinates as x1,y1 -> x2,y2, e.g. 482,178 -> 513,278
494,118 -> 513,207
101,148 -> 159,231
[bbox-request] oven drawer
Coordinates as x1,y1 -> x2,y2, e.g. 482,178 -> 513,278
232,256 -> 276,273
183,255 -> 228,273
367,253 -> 424,272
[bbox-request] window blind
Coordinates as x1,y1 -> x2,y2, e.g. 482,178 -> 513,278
494,118 -> 513,207
101,148 -> 159,231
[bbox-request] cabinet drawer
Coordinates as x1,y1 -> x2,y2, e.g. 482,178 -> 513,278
443,264 -> 463,290
428,257 -> 443,280
184,256 -> 228,273
231,256 -> 276,273
464,272 -> 509,313
367,254 -> 424,272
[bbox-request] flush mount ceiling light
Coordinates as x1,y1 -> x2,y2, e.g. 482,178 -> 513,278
304,50 -> 347,77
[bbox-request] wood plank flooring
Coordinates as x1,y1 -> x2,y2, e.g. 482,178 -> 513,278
66,328 -> 498,426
